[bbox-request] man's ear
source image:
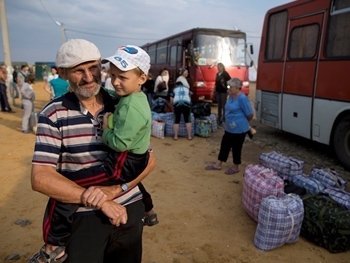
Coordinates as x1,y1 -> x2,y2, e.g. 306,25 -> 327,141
58,68 -> 67,80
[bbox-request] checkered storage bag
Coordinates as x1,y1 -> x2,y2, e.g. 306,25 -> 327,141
309,168 -> 346,190
194,118 -> 211,138
242,164 -> 285,222
292,174 -> 325,195
259,151 -> 304,181
201,114 -> 218,132
254,194 -> 304,251
162,112 -> 195,137
151,119 -> 165,139
323,187 -> 350,210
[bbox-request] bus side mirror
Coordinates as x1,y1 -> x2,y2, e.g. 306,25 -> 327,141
250,45 -> 254,55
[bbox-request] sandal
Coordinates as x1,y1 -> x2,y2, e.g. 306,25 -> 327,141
205,164 -> 221,170
225,168 -> 239,175
27,245 -> 67,263
144,213 -> 159,227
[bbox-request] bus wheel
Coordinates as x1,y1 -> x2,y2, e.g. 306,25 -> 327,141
332,115 -> 350,170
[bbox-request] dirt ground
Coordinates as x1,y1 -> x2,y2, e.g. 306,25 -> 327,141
1,81 -> 350,263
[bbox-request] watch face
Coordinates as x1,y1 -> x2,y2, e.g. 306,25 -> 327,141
122,184 -> 128,191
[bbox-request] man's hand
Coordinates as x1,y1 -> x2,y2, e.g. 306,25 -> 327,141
81,185 -> 121,208
100,200 -> 128,226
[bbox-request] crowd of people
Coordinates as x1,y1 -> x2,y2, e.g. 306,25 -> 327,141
1,39 -> 254,263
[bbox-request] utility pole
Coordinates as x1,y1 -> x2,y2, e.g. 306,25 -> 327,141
0,0 -> 12,68
0,0 -> 14,105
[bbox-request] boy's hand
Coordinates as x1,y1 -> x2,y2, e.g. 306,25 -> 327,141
102,112 -> 112,130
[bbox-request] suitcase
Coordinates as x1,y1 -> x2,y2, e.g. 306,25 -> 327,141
292,174 -> 325,195
254,194 -> 304,251
242,164 -> 285,222
259,151 -> 304,181
301,194 -> 350,253
29,110 -> 41,134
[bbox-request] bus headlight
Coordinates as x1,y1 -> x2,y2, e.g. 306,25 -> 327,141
243,81 -> 249,86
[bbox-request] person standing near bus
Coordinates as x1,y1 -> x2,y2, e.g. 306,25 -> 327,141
211,63 -> 230,125
176,68 -> 190,89
206,78 -> 253,174
154,69 -> 169,99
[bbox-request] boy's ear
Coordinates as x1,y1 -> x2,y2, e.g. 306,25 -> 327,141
139,73 -> 147,85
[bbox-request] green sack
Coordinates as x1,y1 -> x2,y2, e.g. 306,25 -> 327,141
301,194 -> 350,253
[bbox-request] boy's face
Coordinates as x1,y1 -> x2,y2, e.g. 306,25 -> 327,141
110,64 -> 147,96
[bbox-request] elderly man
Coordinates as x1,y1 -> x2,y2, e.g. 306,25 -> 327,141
30,39 -> 155,263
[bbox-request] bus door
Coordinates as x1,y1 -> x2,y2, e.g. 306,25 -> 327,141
169,41 -> 180,88
282,13 -> 324,139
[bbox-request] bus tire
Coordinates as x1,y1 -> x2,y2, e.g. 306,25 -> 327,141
332,115 -> 350,170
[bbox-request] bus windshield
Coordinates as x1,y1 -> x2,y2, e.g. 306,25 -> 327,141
192,34 -> 247,67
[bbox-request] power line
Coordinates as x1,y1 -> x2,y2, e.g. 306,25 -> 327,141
65,28 -> 155,41
38,0 -> 58,25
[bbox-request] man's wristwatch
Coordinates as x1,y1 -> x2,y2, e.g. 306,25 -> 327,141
121,183 -> 129,192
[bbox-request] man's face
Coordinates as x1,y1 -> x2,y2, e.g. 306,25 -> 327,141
64,61 -> 101,99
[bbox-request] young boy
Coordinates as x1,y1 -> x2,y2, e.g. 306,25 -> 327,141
28,45 -> 157,263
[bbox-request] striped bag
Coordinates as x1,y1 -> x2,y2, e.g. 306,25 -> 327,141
292,174 -> 325,195
323,187 -> 350,210
309,168 -> 346,189
259,151 -> 304,181
242,164 -> 285,222
202,114 -> 218,132
254,194 -> 304,251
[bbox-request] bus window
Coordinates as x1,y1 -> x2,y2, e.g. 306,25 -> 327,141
326,0 -> 350,57
170,46 -> 177,67
289,24 -> 319,59
193,34 -> 247,67
148,44 -> 156,64
156,41 -> 167,63
266,11 -> 288,60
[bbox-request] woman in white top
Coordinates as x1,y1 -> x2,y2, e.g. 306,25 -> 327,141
21,74 -> 36,133
176,68 -> 190,89
154,69 -> 169,98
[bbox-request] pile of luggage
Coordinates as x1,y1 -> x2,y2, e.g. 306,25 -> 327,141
242,151 -> 350,253
151,99 -> 217,139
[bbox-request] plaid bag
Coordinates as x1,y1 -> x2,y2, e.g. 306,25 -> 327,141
151,119 -> 165,139
242,164 -> 285,222
323,187 -> 350,210
254,194 -> 304,251
162,112 -> 195,137
202,114 -> 218,132
259,151 -> 304,181
195,118 -> 211,138
309,168 -> 346,189
301,194 -> 350,253
292,174 -> 325,195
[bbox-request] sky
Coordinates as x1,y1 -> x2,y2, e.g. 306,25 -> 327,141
0,0 -> 293,67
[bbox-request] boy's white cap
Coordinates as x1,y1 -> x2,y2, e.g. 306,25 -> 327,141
102,45 -> 150,74
56,39 -> 101,68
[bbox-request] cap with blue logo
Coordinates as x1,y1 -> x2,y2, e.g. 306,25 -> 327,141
102,45 -> 150,75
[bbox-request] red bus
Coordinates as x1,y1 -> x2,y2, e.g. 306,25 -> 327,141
255,0 -> 350,169
141,28 -> 253,101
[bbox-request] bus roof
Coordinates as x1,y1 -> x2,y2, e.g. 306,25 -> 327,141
141,27 -> 246,47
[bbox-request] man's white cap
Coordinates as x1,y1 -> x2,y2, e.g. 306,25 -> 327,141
102,45 -> 150,75
56,39 -> 101,68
